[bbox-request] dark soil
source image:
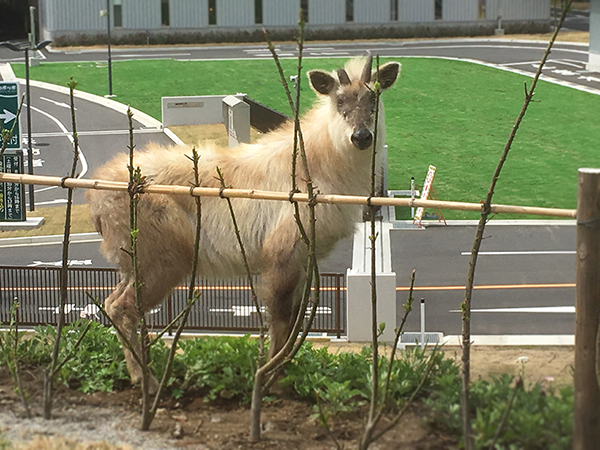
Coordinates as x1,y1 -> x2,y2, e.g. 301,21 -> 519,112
0,366 -> 456,449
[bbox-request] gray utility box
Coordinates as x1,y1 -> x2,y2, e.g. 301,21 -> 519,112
222,95 -> 250,148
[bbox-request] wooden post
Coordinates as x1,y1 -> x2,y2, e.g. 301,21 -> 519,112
574,168 -> 600,450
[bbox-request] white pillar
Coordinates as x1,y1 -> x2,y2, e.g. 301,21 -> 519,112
346,221 -> 397,343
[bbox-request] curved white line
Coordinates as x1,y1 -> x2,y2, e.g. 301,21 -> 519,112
27,104 -> 88,194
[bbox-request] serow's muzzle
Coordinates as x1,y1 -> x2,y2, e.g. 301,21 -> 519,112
351,128 -> 373,150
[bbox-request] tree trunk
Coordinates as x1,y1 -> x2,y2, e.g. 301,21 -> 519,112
574,168 -> 600,450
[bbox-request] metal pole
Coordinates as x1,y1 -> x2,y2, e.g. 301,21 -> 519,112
25,48 -> 34,212
29,7 -> 37,47
574,168 -> 600,450
290,75 -> 298,108
420,298 -> 425,349
410,177 -> 415,218
106,0 -> 113,96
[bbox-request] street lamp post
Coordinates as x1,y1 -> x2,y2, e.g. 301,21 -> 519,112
0,39 -> 52,212
105,0 -> 114,96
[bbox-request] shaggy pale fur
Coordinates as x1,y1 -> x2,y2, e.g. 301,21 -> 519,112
87,58 -> 400,385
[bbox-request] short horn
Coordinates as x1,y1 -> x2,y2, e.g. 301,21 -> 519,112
361,55 -> 373,83
337,68 -> 351,85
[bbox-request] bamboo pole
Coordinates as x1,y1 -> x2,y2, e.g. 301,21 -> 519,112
0,172 -> 576,218
574,168 -> 600,450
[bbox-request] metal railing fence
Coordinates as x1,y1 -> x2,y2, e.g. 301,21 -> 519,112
0,265 -> 346,337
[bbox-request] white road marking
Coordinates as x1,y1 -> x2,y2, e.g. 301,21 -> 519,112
40,96 -> 75,109
32,128 -> 163,138
38,303 -> 100,319
35,199 -> 68,205
460,250 -> 575,256
503,60 -> 548,67
210,305 -> 266,317
310,52 -> 350,56
450,306 -> 575,314
115,53 -> 191,58
26,103 -> 89,195
0,238 -> 103,248
209,305 -> 331,317
547,59 -> 586,68
552,69 -> 579,76
28,259 -> 93,267
579,75 -> 600,83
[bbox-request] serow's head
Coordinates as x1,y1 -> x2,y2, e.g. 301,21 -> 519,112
308,57 -> 400,151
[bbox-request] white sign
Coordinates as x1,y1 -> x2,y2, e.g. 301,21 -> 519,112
227,108 -> 237,139
414,165 -> 437,222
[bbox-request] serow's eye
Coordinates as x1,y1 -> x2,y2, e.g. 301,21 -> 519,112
336,98 -> 344,109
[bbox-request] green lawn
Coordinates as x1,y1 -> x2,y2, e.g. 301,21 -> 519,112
12,57 -> 600,219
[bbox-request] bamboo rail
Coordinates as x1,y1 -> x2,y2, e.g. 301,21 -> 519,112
0,172 -> 576,219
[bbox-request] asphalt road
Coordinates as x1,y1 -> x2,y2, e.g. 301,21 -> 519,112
6,38 -> 596,93
16,85 -> 173,206
392,223 -> 575,336
0,222 -> 577,337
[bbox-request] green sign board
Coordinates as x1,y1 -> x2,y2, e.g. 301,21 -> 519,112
0,152 -> 25,221
0,82 -> 21,151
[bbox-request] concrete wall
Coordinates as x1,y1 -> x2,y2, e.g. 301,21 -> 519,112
39,0 -> 552,43
397,0 -> 435,22
354,0 -> 390,24
486,0 -> 550,21
40,0 -> 551,31
263,0 -> 298,26
216,0 -> 255,27
161,94 -> 244,127
170,0 -> 208,28
123,0 -> 162,29
309,0 -> 345,25
443,0 -> 479,21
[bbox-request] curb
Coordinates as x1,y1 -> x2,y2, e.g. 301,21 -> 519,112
393,219 -> 577,228
442,334 -> 574,346
0,232 -> 102,248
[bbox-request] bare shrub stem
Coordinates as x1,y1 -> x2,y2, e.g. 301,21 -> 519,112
459,3 -> 572,448
4,300 -> 31,418
44,78 -> 90,420
215,166 -> 267,442
251,12 -> 321,441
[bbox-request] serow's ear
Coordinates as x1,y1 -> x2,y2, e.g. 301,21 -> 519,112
308,70 -> 337,95
374,62 -> 401,91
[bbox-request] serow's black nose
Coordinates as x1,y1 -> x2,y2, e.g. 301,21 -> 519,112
351,128 -> 373,150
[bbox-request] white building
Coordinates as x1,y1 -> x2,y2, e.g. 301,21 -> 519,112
38,0 -> 552,45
